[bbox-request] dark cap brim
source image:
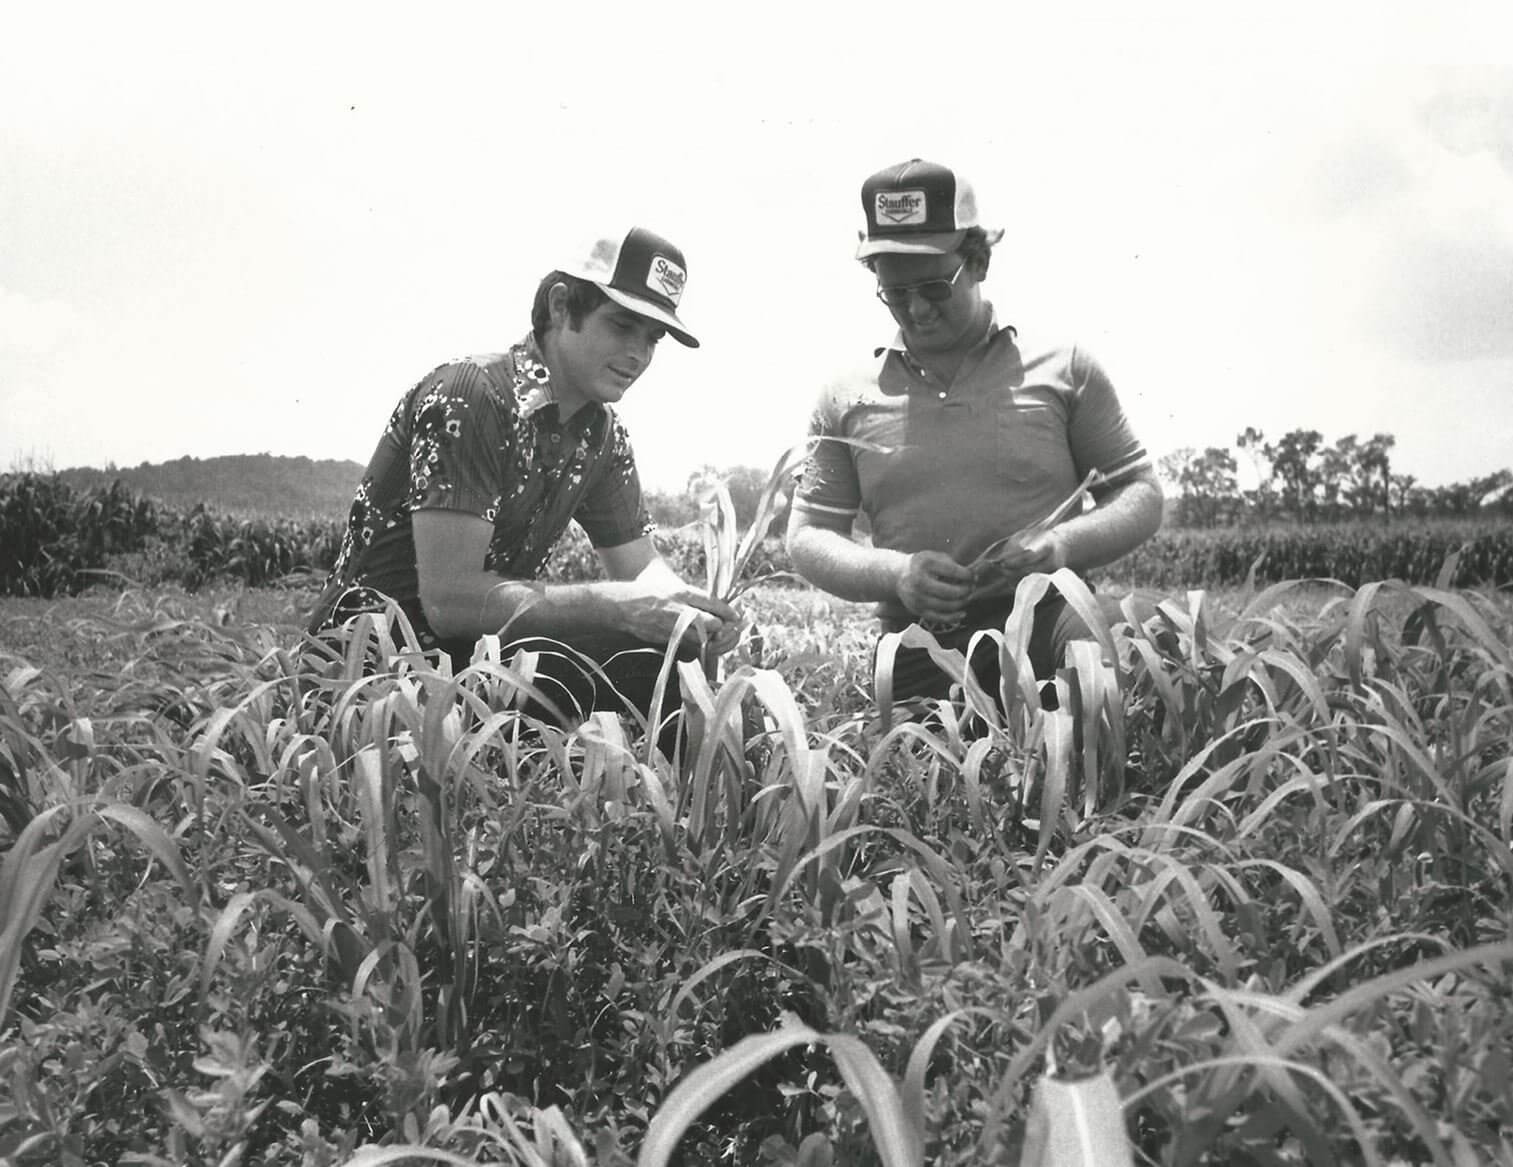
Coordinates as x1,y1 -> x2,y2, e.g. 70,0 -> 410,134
600,286 -> 699,348
855,226 -> 1004,260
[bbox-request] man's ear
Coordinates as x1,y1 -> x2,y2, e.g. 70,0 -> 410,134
547,281 -> 570,330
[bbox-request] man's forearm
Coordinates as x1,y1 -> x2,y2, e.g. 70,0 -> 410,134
421,573 -> 639,642
787,527 -> 909,603
1056,477 -> 1164,571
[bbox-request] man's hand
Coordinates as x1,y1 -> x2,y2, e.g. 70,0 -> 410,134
618,584 -> 743,656
896,551 -> 975,627
968,530 -> 1068,605
597,539 -> 744,656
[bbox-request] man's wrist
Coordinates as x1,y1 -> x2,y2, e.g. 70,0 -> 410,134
1049,529 -> 1072,572
881,549 -> 912,603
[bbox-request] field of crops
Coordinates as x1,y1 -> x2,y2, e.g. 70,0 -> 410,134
6,472 -> 1513,601
2,566 -> 1511,1166
1112,522 -> 1513,590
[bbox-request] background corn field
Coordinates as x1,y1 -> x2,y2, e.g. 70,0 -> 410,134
0,473 -> 342,596
3,472 -> 1513,600
1112,522 -> 1513,590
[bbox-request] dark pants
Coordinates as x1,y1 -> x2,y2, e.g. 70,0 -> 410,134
317,585 -> 699,746
880,590 -> 1141,706
437,631 -> 701,741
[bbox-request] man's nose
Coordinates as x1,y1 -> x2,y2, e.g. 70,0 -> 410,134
627,335 -> 655,367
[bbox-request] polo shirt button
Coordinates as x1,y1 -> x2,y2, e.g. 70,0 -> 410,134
937,391 -> 947,400
550,433 -> 560,442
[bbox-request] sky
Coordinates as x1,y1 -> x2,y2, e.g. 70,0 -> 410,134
3,3 -> 1513,495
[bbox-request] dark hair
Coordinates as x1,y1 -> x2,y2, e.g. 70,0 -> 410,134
860,225 -> 995,277
956,226 -> 993,278
531,272 -> 610,346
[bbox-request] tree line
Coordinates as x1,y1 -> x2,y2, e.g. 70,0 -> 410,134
1159,429 -> 1513,528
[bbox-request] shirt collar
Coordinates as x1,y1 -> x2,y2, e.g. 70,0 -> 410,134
509,333 -> 558,417
507,332 -> 606,440
872,304 -> 1009,362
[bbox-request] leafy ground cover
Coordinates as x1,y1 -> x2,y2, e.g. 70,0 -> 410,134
1,577 -> 1511,1165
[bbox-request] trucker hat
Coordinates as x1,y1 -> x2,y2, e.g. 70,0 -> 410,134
564,226 -> 699,347
856,158 -> 1005,259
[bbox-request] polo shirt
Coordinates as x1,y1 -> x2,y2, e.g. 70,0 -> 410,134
793,314 -> 1150,631
307,334 -> 652,644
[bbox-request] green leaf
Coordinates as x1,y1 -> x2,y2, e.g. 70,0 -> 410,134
1021,1072 -> 1134,1167
638,1025 -> 823,1167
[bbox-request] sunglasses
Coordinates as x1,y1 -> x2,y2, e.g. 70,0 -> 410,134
875,262 -> 967,307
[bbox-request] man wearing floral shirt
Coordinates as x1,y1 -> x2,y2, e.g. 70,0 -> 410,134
309,226 -> 740,726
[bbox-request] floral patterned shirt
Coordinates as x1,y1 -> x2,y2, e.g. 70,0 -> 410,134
308,334 -> 652,645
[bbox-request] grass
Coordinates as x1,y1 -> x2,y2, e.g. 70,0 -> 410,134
1,575 -> 1512,1165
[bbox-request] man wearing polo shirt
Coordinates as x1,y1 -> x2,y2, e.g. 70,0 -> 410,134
309,226 -> 741,727
786,160 -> 1163,708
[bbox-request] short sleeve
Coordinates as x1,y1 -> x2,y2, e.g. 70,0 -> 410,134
573,415 -> 655,547
1066,347 -> 1151,486
792,387 -> 862,529
404,364 -> 513,519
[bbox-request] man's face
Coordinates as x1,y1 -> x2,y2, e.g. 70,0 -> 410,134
873,251 -> 983,356
553,300 -> 665,411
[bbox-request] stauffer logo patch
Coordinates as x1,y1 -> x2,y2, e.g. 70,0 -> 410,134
648,254 -> 686,303
875,189 -> 927,226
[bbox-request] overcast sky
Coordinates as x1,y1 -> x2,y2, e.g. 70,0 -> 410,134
3,4 -> 1512,494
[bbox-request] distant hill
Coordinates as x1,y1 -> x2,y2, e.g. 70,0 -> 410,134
57,454 -> 364,519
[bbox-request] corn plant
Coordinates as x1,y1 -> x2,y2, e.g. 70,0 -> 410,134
1,793 -> 196,1031
4,558 -> 1512,1163
637,1012 -> 984,1167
